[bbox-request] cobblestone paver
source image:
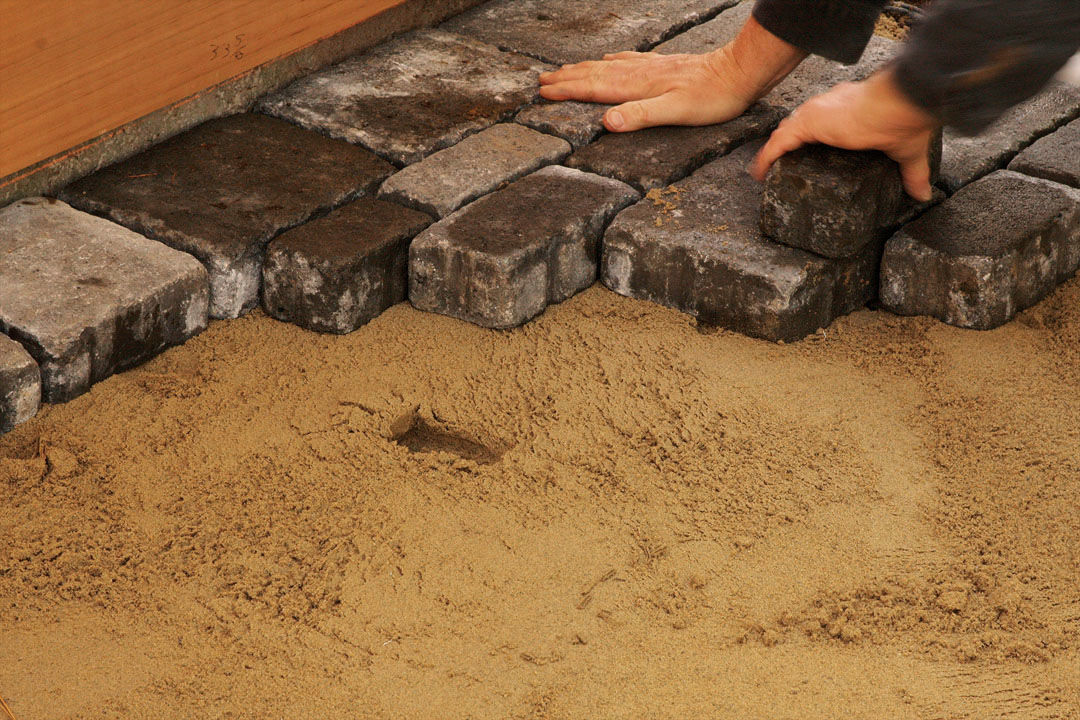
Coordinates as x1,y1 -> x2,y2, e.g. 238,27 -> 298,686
443,0 -> 737,65
1008,117 -> 1080,189
516,101 -> 610,148
410,166 -> 639,328
259,30 -> 551,166
379,124 -> 570,218
603,143 -> 879,342
940,83 -> 1080,192
60,114 -> 391,319
0,334 -> 40,435
881,171 -> 1080,329
565,103 -> 784,192
0,199 -> 209,403
263,198 -> 432,334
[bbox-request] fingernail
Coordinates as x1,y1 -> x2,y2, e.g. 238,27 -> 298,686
607,110 -> 624,130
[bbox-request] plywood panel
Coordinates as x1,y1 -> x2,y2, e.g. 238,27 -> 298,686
0,0 -> 407,179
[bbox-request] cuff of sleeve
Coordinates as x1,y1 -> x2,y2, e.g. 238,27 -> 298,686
752,0 -> 885,65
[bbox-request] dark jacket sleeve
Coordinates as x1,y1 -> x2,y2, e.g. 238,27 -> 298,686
752,0 -> 888,65
893,1 -> 1080,135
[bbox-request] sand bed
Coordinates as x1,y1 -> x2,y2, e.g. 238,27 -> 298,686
2,274 -> 1078,718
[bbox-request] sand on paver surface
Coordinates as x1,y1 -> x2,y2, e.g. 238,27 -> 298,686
2,277 -> 1079,719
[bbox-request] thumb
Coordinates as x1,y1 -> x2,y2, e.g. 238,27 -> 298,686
605,94 -> 684,132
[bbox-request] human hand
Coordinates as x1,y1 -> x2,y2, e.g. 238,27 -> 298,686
752,69 -> 940,201
538,16 -> 806,133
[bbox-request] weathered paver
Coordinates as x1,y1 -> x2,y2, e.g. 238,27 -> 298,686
516,101 -> 610,148
602,143 -> 880,342
410,166 -> 639,329
760,133 -> 942,258
263,198 -> 433,334
1,334 -> 40,435
565,103 -> 784,192
379,124 -> 571,218
60,114 -> 392,319
443,0 -> 737,66
656,1 -> 900,111
0,199 -> 209,403
940,83 -> 1080,192
1008,117 -> 1080,189
881,170 -> 1080,330
259,30 -> 551,167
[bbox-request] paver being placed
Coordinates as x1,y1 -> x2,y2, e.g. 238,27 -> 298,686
259,30 -> 551,167
881,170 -> 1080,330
0,199 -> 209,403
516,101 -> 610,148
940,83 -> 1080,192
565,103 -> 784,192
655,1 -> 899,111
379,124 -> 571,218
443,0 -> 737,65
760,133 -> 942,259
602,143 -> 880,342
410,166 -> 639,329
263,198 -> 433,334
60,114 -> 392,319
1008,117 -> 1080,189
1,334 -> 40,435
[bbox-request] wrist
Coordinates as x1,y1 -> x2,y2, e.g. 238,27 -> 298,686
709,15 -> 807,104
862,69 -> 939,132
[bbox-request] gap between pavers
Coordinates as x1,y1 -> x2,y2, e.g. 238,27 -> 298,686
881,170 -> 1080,330
443,0 -> 738,66
602,142 -> 880,342
60,114 -> 393,320
0,198 -> 209,404
0,333 -> 40,435
259,30 -> 552,167
379,123 -> 571,218
1007,117 -> 1080,189
409,165 -> 640,329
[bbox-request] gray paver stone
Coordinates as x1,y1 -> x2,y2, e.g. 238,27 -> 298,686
940,83 -> 1080,192
410,166 -> 640,328
760,132 -> 943,259
60,114 -> 392,319
1008,117 -> 1080,189
0,334 -> 40,435
379,124 -> 571,218
881,170 -> 1080,330
602,143 -> 880,342
263,198 -> 433,334
0,199 -> 209,403
259,30 -> 551,167
657,1 -> 900,111
516,101 -> 611,148
565,103 -> 784,192
443,0 -> 738,66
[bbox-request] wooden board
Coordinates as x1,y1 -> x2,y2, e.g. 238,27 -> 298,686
0,0 -> 407,180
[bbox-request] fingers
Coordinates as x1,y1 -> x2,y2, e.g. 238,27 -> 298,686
897,151 -> 933,202
751,120 -> 810,180
603,50 -> 655,61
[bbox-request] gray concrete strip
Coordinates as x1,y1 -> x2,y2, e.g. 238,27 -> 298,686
1008,117 -> 1080,189
940,83 -> 1080,193
881,171 -> 1080,330
516,101 -> 610,149
0,334 -> 40,435
259,30 -> 552,167
409,166 -> 640,328
565,103 -> 784,193
0,198 -> 209,403
379,124 -> 571,218
60,114 -> 393,319
263,198 -> 433,334
443,0 -> 738,65
601,143 -> 879,342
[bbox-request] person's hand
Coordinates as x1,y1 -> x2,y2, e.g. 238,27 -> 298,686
539,17 -> 807,133
752,69 -> 940,201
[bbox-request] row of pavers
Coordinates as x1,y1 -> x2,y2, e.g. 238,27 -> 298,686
3,0 -> 1079,435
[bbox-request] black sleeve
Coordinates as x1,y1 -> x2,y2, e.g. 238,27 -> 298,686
752,0 -> 888,65
893,0 -> 1080,135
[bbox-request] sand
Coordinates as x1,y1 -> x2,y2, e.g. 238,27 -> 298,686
2,271 -> 1079,718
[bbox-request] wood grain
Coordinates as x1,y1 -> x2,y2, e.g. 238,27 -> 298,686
0,0 -> 407,179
